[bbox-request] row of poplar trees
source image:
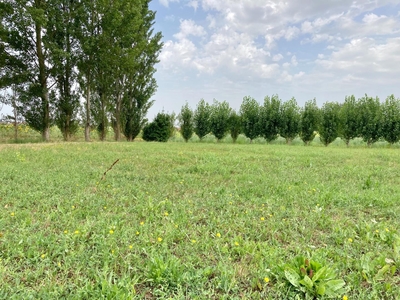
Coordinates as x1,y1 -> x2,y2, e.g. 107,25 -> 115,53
178,94 -> 400,146
0,0 -> 162,141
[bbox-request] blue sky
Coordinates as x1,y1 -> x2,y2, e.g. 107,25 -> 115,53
147,0 -> 400,118
1,0 -> 400,121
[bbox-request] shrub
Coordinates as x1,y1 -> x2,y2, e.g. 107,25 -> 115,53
142,112 -> 174,142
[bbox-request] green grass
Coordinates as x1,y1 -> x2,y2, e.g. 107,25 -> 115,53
0,142 -> 399,299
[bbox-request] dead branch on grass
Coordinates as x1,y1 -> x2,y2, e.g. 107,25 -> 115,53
101,159 -> 120,181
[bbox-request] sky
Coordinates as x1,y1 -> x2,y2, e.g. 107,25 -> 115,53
1,0 -> 400,120
146,0 -> 400,118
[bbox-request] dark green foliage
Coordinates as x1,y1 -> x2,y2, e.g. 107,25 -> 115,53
382,95 -> 400,145
123,95 -> 154,142
54,92 -> 80,140
259,95 -> 281,143
319,102 -> 341,146
358,95 -> 383,146
280,97 -> 300,144
339,95 -> 359,147
1,0 -> 52,140
1,0 -> 162,142
210,100 -> 231,141
240,96 -> 260,142
229,110 -> 242,143
300,99 -> 320,145
142,112 -> 174,142
178,102 -> 194,142
193,99 -> 211,140
47,0 -> 80,141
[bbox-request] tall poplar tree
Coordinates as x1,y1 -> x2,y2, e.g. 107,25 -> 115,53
1,0 -> 53,141
121,0 -> 162,142
47,0 -> 80,141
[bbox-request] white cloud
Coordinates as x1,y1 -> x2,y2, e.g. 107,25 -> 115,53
206,14 -> 216,28
291,55 -> 298,66
187,0 -> 199,11
173,19 -> 207,40
159,39 -> 197,71
273,54 -> 284,62
316,37 -> 400,76
285,26 -> 300,41
159,0 -> 179,7
151,0 -> 400,117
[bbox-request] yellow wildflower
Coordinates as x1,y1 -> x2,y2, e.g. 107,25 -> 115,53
216,233 -> 221,238
109,230 -> 114,234
157,237 -> 162,242
264,277 -> 270,283
348,238 -> 353,243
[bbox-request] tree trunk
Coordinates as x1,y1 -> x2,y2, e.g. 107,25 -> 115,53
35,16 -> 50,142
12,88 -> 18,141
42,126 -> 50,141
85,82 -> 91,142
114,95 -> 122,141
65,116 -> 70,141
100,92 -> 106,141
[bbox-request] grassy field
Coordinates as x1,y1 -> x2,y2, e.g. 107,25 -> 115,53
0,142 -> 399,299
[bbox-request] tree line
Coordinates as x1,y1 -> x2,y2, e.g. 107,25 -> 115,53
0,0 -> 162,142
168,94 -> 400,146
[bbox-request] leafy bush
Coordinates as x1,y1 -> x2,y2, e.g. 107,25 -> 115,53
142,112 -> 174,142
